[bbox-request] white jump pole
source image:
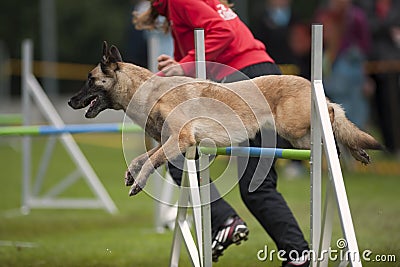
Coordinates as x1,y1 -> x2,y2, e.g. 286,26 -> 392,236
310,24 -> 362,267
21,40 -> 33,214
169,28 -> 212,267
310,24 -> 323,263
195,28 -> 212,267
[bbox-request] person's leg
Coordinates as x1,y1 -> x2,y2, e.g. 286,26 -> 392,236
224,62 -> 309,264
230,62 -> 308,264
237,133 -> 309,261
374,73 -> 400,153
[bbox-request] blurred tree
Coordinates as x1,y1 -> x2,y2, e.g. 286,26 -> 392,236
0,1 -> 40,59
56,0 -> 131,63
0,0 -> 132,63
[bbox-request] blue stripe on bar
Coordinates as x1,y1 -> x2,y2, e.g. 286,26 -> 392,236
229,147 -> 277,157
39,124 -> 120,135
38,124 -> 126,135
275,148 -> 283,158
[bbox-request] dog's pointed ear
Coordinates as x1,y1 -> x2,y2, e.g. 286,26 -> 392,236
102,41 -> 109,64
101,41 -> 109,73
109,45 -> 123,63
100,41 -> 121,74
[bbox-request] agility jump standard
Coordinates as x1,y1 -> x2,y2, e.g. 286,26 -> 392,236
170,26 -> 362,267
19,39 -> 118,214
170,29 -> 311,267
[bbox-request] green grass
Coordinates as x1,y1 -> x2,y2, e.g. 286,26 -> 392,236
0,135 -> 399,266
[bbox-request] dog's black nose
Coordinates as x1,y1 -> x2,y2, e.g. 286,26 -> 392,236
67,99 -> 73,107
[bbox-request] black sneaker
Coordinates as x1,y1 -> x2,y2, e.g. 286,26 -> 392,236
211,216 -> 249,262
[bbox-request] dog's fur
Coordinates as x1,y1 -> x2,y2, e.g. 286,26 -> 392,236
69,42 -> 382,196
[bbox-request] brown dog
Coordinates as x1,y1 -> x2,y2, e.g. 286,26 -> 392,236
69,42 -> 381,196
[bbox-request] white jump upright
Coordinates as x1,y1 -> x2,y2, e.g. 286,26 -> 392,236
169,146 -> 212,267
169,29 -> 213,267
169,25 -> 363,267
20,39 -> 117,214
310,25 -> 362,267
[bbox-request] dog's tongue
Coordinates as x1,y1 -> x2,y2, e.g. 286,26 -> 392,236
89,98 -> 97,107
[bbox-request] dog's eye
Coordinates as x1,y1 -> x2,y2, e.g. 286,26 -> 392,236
102,80 -> 106,83
88,78 -> 94,87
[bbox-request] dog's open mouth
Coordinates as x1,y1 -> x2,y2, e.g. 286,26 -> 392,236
85,95 -> 101,118
89,96 -> 98,108
69,89 -> 110,119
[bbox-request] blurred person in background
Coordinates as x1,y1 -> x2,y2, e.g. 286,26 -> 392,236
356,0 -> 400,155
252,0 -> 298,65
126,0 -> 149,67
315,0 -> 371,131
285,20 -> 313,177
252,0 -> 309,178
288,21 -> 312,80
126,0 -> 173,70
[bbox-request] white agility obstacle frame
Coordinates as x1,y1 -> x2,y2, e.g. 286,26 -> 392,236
169,29 -> 213,267
169,25 -> 362,267
310,24 -> 361,267
20,39 -> 117,214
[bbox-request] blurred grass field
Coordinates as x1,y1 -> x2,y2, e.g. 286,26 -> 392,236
0,134 -> 399,267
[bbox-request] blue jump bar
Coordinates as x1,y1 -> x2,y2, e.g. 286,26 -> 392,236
39,124 -> 121,135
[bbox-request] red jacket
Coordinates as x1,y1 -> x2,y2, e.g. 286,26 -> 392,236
152,0 -> 274,79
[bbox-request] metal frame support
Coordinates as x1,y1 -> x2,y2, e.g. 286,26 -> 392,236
310,23 -> 323,262
195,28 -> 212,267
169,29 -> 213,267
310,25 -> 362,267
167,25 -> 362,267
169,147 -> 212,267
20,39 -> 117,214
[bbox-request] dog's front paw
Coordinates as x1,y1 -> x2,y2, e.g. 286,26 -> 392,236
125,160 -> 144,186
129,182 -> 144,196
125,170 -> 135,186
127,164 -> 152,196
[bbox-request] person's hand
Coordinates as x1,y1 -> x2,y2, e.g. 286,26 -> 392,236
157,54 -> 184,76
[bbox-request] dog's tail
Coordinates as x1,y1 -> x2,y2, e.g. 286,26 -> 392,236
328,102 -> 383,164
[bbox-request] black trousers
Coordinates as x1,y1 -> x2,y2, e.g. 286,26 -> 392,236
168,62 -> 309,256
371,73 -> 400,153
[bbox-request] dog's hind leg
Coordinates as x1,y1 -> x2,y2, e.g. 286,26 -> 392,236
125,144 -> 161,186
129,133 -> 196,196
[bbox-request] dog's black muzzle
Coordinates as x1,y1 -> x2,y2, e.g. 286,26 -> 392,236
68,86 -> 111,118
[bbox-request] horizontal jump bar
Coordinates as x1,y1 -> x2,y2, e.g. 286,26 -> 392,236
0,123 -> 142,136
199,146 -> 311,160
1,124 -> 310,160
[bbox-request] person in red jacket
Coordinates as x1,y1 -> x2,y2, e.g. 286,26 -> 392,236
134,1 -> 309,266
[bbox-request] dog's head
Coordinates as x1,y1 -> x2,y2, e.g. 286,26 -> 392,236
68,41 -> 124,118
